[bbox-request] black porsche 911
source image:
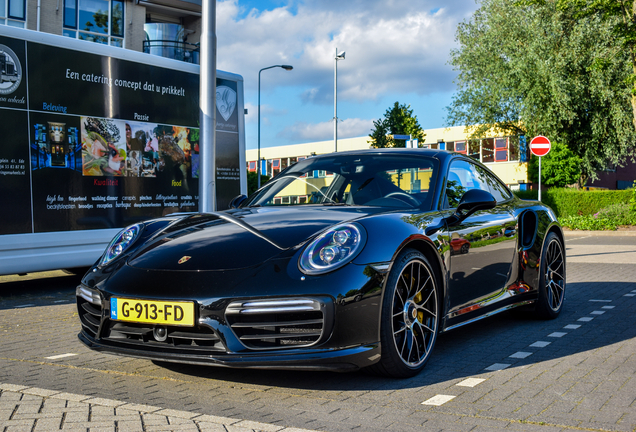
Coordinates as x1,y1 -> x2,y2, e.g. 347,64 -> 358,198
77,149 -> 565,378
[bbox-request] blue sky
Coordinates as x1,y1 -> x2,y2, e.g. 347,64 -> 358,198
215,0 -> 480,150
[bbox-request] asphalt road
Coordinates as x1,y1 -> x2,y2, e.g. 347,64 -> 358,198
0,232 -> 635,432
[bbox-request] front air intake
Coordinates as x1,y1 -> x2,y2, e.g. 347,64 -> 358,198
226,297 -> 333,350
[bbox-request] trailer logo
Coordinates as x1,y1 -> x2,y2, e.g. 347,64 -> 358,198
216,85 -> 237,121
0,44 -> 22,95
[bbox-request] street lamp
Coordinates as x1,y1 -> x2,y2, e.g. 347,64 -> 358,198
334,48 -> 345,152
258,64 -> 293,189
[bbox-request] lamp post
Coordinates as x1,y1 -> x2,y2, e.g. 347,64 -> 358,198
334,48 -> 345,152
258,64 -> 293,189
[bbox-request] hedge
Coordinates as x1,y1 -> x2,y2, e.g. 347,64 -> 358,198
513,188 -> 633,218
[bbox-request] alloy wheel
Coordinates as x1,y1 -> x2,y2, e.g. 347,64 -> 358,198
390,259 -> 438,367
544,238 -> 565,311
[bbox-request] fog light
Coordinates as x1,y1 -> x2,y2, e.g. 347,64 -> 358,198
153,326 -> 168,342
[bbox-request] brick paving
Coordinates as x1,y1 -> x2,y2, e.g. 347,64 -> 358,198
0,232 -> 634,431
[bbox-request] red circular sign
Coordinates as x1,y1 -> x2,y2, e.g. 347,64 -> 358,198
530,135 -> 551,157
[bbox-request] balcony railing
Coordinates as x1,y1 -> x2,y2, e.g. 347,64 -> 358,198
143,40 -> 200,64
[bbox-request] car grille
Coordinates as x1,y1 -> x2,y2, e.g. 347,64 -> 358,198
103,322 -> 224,352
226,298 -> 332,350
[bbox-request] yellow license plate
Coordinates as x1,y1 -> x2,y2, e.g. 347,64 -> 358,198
110,298 -> 195,327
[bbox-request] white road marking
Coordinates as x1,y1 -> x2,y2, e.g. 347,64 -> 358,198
578,317 -> 594,322
530,341 -> 551,348
602,306 -> 615,309
624,294 -> 636,297
456,378 -> 485,387
485,363 -> 511,371
589,299 -> 612,302
548,332 -> 567,338
45,353 -> 78,360
590,311 -> 605,315
16,304 -> 35,308
422,395 -> 456,406
53,300 -> 69,303
509,352 -> 532,359
563,325 -> 581,330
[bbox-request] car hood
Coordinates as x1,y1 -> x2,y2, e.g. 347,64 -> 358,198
128,206 -> 386,271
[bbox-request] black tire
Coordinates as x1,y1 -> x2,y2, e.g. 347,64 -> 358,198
368,248 -> 440,378
535,232 -> 566,319
460,243 -> 469,254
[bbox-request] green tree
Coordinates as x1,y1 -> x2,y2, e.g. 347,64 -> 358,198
519,0 -> 636,131
368,102 -> 426,148
528,142 -> 582,187
447,0 -> 636,184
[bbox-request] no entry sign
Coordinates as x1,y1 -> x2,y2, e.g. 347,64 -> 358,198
530,135 -> 551,157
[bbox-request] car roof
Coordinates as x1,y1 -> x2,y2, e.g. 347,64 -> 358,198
308,148 -> 452,163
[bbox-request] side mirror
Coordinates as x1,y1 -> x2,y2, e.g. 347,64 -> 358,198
228,194 -> 247,209
457,189 -> 496,218
445,189 -> 496,226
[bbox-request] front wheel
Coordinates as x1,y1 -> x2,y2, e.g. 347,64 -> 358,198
535,232 -> 566,319
369,249 -> 440,378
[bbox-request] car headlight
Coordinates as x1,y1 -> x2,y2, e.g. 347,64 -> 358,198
299,223 -> 366,275
99,224 -> 142,266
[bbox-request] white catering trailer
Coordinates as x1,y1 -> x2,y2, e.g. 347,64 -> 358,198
0,26 -> 246,275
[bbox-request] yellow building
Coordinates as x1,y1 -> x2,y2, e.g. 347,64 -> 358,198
246,126 -> 530,191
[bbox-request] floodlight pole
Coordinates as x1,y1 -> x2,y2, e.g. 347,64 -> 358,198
258,65 -> 293,189
334,48 -> 345,152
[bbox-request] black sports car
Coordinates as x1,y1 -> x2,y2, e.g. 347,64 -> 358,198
77,149 -> 565,378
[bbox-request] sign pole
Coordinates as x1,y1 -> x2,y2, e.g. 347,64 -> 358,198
529,135 -> 551,203
538,156 -> 542,202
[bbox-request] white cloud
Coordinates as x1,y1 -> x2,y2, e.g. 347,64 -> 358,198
277,118 -> 374,141
217,0 -> 478,103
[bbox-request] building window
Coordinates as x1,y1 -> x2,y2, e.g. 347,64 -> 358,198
1,0 -> 26,28
455,141 -> 467,154
248,161 -> 256,172
494,138 -> 508,162
63,0 -> 124,47
482,138 -> 494,163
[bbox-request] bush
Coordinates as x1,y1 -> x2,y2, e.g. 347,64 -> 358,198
514,187 -> 633,219
561,202 -> 636,230
542,188 -> 632,217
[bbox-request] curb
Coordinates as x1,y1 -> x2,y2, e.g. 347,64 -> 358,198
562,230 -> 636,236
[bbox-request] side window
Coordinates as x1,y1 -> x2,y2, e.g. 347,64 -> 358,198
476,165 -> 512,203
444,159 -> 489,208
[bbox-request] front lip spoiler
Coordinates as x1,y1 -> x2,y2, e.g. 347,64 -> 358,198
78,332 -> 380,372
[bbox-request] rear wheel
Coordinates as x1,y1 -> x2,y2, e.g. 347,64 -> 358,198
535,232 -> 566,319
369,249 -> 439,378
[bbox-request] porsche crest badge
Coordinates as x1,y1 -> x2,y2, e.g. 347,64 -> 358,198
178,256 -> 192,264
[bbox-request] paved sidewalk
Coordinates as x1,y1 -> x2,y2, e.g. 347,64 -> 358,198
0,383 -> 317,432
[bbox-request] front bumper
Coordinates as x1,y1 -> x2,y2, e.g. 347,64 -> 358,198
77,331 -> 380,371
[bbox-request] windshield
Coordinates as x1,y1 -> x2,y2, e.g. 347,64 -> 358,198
243,154 -> 438,210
